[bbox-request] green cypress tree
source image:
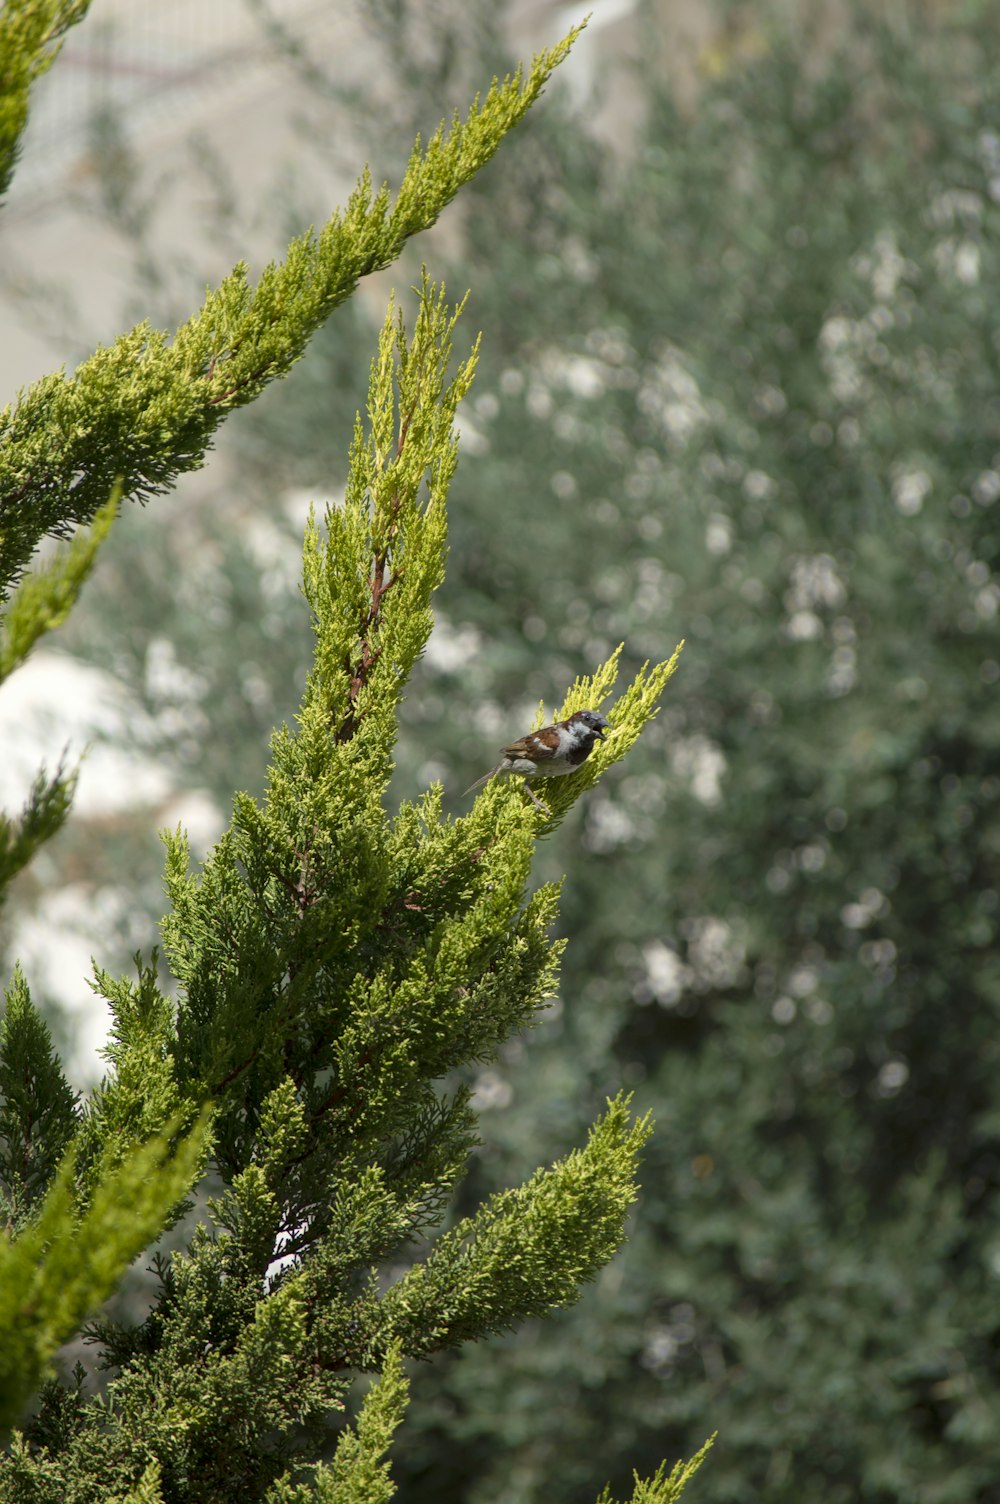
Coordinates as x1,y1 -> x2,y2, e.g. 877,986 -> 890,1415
0,9 -> 710,1500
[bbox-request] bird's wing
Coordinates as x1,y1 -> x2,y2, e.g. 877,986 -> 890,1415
501,725 -> 560,760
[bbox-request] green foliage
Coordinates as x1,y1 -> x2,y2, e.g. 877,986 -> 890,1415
75,953 -> 194,1195
299,278 -> 477,755
0,487 -> 119,904
0,0 -> 92,203
0,1104 -> 207,1430
264,1346 -> 408,1504
595,1439 -> 715,1504
0,978 -> 205,1437
0,251 -> 686,1499
0,964 -> 78,1229
120,1460 -> 167,1504
0,763 -> 77,913
0,23 -> 583,597
360,1096 -> 651,1357
0,487 -> 119,684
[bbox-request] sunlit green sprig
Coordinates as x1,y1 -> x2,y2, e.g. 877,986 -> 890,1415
463,639 -> 686,832
0,0 -> 91,203
342,1094 -> 653,1365
559,637 -> 686,785
300,276 -> 479,766
0,486 -> 119,686
0,762 -> 77,911
264,1346 -> 408,1504
0,1094 -> 208,1429
594,1438 -> 716,1504
0,487 -> 119,903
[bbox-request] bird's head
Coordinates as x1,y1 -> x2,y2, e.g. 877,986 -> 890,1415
568,709 -> 611,741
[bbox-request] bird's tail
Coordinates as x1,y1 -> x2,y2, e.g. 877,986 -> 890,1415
463,767 -> 500,797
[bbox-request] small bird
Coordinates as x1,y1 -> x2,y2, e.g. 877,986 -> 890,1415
464,708 -> 612,812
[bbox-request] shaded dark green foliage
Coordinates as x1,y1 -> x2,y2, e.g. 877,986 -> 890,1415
0,966 -> 78,1227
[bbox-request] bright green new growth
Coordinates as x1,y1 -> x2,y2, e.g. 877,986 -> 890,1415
595,1439 -> 716,1504
0,1117 -> 207,1427
0,964 -> 78,1230
0,963 -> 208,1432
363,1097 -> 653,1357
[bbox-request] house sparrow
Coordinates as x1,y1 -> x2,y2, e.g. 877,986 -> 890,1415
464,709 -> 612,812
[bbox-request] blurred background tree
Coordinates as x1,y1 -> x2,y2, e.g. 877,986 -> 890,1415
15,1 -> 1000,1499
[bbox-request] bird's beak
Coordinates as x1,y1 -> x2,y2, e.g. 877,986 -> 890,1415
596,721 -> 611,740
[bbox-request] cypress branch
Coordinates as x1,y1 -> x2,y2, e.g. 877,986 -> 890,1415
594,1439 -> 717,1504
0,0 -> 92,203
344,1095 -> 653,1363
0,1108 -> 208,1429
0,26 -> 584,597
264,1347 -> 409,1504
0,486 -> 119,685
